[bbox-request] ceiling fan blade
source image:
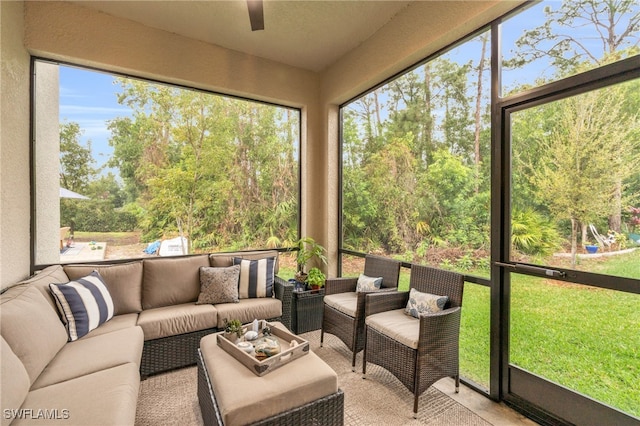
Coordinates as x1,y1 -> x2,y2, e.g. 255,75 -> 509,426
246,0 -> 264,31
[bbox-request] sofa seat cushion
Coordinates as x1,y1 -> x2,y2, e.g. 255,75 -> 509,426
64,261 -> 143,315
324,292 -> 357,317
0,285 -> 68,384
365,309 -> 419,349
137,303 -> 217,340
200,323 -> 338,425
31,326 -> 144,390
142,255 -> 210,309
14,363 -> 140,426
80,313 -> 139,338
214,298 -> 282,328
1,337 -> 30,426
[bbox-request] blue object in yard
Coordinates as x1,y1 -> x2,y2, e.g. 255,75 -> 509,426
144,240 -> 161,254
585,244 -> 599,254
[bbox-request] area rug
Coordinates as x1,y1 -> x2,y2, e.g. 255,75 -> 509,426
136,331 -> 492,425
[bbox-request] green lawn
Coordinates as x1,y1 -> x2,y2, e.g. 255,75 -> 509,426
459,250 -> 639,417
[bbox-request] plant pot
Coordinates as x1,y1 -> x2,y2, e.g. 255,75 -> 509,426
309,284 -> 322,293
223,331 -> 241,343
585,245 -> 599,254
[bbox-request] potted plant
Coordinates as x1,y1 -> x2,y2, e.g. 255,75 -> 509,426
306,267 -> 326,293
223,318 -> 243,343
293,236 -> 327,283
584,242 -> 599,254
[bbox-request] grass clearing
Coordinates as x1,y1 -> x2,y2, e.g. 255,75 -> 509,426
460,250 -> 639,417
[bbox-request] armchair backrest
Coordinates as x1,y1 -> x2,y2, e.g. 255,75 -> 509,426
363,254 -> 401,289
409,264 -> 464,308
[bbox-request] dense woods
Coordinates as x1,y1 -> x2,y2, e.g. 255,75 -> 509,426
61,84 -> 299,252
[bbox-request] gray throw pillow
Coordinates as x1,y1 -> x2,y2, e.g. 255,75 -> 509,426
356,274 -> 383,292
405,288 -> 448,318
197,265 -> 241,305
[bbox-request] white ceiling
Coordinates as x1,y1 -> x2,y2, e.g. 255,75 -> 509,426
72,1 -> 412,72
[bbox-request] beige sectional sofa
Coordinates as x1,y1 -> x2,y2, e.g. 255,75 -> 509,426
1,250 -> 292,426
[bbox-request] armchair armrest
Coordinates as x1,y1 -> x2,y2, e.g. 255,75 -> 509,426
274,275 -> 294,331
417,307 -> 462,346
364,290 -> 409,317
325,276 -> 358,295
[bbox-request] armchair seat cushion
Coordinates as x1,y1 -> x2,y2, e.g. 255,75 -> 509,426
366,309 -> 419,349
324,292 -> 357,317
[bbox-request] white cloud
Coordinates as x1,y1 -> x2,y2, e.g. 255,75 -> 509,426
59,104 -> 131,116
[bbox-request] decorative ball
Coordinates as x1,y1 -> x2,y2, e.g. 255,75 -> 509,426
244,330 -> 259,341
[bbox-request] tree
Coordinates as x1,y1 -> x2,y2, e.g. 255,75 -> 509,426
528,88 -> 638,267
59,121 -> 97,193
60,121 -> 99,233
508,0 -> 640,232
507,0 -> 639,72
108,78 -> 298,250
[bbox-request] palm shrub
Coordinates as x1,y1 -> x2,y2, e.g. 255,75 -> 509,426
511,209 -> 560,256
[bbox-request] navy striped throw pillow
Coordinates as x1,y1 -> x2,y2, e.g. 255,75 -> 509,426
233,257 -> 275,299
49,271 -> 114,341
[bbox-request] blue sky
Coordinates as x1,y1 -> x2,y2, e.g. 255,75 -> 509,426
59,68 -> 132,173
58,1 -> 638,175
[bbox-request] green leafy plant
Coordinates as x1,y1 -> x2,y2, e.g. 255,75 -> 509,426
223,318 -> 243,339
293,237 -> 327,281
306,267 -> 326,288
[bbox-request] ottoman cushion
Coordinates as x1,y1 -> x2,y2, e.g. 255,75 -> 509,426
199,323 -> 338,425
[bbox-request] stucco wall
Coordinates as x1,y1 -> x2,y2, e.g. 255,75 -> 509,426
34,62 -> 60,265
1,1 -> 32,289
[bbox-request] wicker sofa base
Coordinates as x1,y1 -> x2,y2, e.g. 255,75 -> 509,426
197,348 -> 344,426
141,314 -> 282,377
141,327 -> 218,377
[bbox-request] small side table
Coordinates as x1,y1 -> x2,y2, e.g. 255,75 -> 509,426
291,288 -> 325,334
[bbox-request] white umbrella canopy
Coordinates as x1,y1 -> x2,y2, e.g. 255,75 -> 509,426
59,187 -> 90,200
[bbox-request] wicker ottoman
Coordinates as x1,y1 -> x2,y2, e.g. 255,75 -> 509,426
197,323 -> 344,426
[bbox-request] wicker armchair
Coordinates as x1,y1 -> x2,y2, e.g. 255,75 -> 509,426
320,254 -> 401,370
362,264 -> 464,418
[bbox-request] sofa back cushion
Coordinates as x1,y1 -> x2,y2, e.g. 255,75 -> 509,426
16,265 -> 70,313
142,255 -> 210,309
64,261 -> 143,315
0,285 -> 68,383
1,337 -> 30,426
210,250 -> 279,275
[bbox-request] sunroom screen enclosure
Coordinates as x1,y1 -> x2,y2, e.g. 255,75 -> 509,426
341,1 -> 640,424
